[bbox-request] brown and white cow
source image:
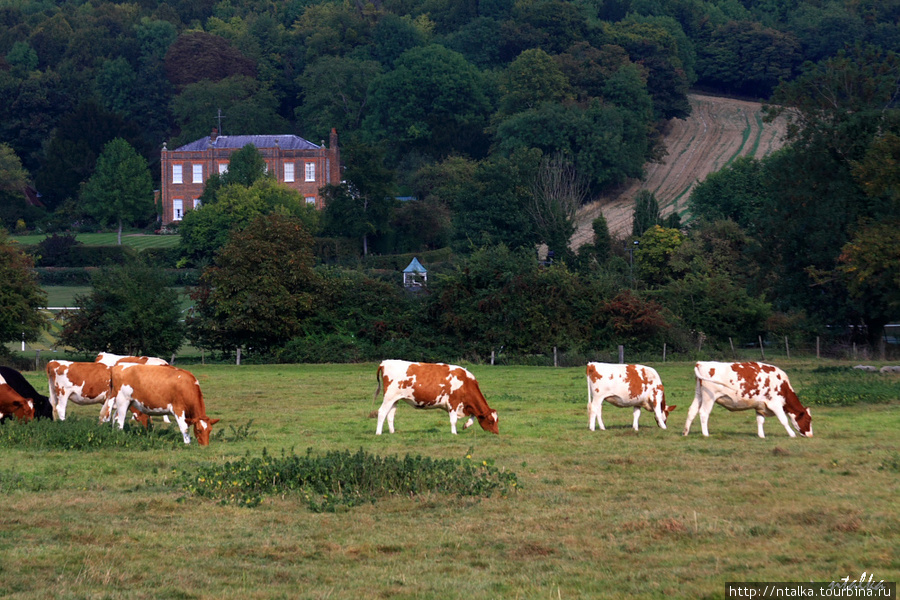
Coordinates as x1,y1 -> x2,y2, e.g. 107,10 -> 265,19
374,360 -> 499,435
95,353 -> 169,367
95,354 -> 170,425
110,364 -> 219,445
683,361 -> 813,438
586,362 -> 675,431
1,372 -> 35,422
46,361 -> 114,421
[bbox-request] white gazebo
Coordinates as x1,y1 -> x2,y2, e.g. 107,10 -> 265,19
402,257 -> 427,288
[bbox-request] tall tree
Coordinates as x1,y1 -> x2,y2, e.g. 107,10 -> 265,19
0,143 -> 38,230
0,229 -> 47,352
80,138 -> 155,245
59,263 -> 184,357
632,190 -> 660,237
528,152 -> 586,262
189,213 -> 317,354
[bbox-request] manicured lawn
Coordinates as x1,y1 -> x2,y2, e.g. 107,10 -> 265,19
0,361 -> 897,599
11,232 -> 180,250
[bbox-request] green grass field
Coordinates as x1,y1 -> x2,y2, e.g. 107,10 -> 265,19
1,362 -> 898,599
10,232 -> 180,250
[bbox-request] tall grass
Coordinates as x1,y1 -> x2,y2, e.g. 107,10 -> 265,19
0,362 -> 897,599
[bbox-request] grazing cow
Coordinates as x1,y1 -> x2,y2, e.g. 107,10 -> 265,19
0,366 -> 53,420
586,362 -> 676,431
683,361 -> 813,438
95,354 -> 170,425
374,360 -> 499,435
110,364 -> 219,445
46,361 -> 114,420
0,372 -> 35,423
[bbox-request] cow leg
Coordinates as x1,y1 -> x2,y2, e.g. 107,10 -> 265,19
589,397 -> 605,431
768,405 -> 796,438
113,396 -> 130,430
756,414 -> 767,438
682,388 -> 702,436
172,413 -> 192,444
375,399 -> 397,435
462,417 -> 474,430
698,400 -> 714,437
632,407 -> 641,431
99,398 -> 114,423
449,409 -> 459,435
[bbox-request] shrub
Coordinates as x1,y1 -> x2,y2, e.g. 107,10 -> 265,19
181,447 -> 518,510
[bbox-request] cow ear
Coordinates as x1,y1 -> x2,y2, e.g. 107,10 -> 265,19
207,418 -> 220,425
667,405 -> 677,413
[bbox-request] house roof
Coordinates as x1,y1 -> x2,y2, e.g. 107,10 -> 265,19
403,257 -> 427,273
175,134 -> 321,152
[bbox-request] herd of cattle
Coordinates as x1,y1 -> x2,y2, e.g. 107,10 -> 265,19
0,357 -> 813,445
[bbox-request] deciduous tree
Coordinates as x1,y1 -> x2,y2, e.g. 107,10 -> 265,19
80,138 -> 155,244
0,230 -> 47,351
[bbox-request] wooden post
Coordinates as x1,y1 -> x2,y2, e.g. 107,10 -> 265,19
236,347 -> 242,366
170,353 -> 176,365
491,350 -> 495,366
852,343 -> 857,360
663,343 -> 667,362
758,335 -> 765,361
35,349 -> 41,372
816,336 -> 820,359
618,345 -> 624,364
784,336 -> 790,359
553,346 -> 558,367
729,337 -> 736,360
201,349 -> 205,365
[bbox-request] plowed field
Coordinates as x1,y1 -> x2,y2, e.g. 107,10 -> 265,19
572,93 -> 788,246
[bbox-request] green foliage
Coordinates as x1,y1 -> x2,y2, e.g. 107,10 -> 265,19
59,262 -> 184,356
180,447 -> 518,511
0,142 -> 40,231
0,229 -> 47,346
632,190 -> 661,237
80,138 -> 155,241
189,213 -> 317,353
838,219 -> 900,339
0,415 -> 187,451
635,225 -> 685,286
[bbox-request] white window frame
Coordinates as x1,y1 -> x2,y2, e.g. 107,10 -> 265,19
192,164 -> 203,183
305,196 -> 316,206
193,198 -> 201,209
218,163 -> 228,175
172,164 -> 182,184
284,162 -> 295,183
305,162 -> 315,182
173,199 -> 184,221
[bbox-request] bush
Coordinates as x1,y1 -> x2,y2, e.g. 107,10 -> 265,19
180,447 -> 518,510
276,333 -> 372,363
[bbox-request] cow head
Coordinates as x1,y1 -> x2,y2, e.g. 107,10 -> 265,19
190,416 -> 220,446
789,407 -> 813,437
5,397 -> 35,422
476,410 -> 499,434
654,395 -> 677,429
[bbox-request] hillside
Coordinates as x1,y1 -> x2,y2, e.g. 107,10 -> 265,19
572,94 -> 788,245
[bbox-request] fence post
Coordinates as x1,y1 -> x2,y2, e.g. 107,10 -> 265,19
663,343 -> 667,362
729,337 -> 736,360
201,349 -> 205,365
170,353 -> 176,365
491,350 -> 495,366
618,345 -> 624,364
816,336 -> 820,360
758,335 -> 765,361
236,347 -> 241,366
34,349 -> 41,372
553,346 -> 558,367
784,336 -> 790,359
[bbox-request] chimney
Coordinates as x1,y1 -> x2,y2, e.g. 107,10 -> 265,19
210,127 -> 218,143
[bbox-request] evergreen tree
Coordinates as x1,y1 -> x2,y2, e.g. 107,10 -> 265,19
631,190 -> 660,237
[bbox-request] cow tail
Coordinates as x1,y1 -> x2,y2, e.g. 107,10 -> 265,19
371,364 -> 384,408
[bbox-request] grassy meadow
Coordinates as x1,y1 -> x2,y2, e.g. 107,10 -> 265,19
0,361 -> 898,599
10,232 -> 180,250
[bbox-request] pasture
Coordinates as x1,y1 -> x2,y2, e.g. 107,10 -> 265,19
1,361 -> 898,599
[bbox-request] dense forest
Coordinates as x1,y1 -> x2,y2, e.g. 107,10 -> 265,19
1,0 -> 899,362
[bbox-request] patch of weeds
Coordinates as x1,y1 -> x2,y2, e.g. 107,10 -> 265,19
181,447 -> 518,511
211,419 -> 257,443
0,415 -> 186,450
803,368 -> 897,406
879,453 -> 900,473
